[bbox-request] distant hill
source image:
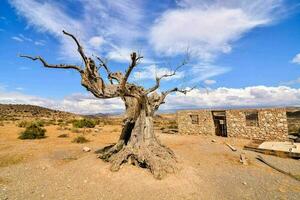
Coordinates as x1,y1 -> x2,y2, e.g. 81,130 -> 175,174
0,104 -> 79,120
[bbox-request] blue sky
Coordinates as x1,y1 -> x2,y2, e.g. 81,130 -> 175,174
1,0 -> 300,114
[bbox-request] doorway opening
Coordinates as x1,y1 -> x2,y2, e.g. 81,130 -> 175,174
212,111 -> 227,137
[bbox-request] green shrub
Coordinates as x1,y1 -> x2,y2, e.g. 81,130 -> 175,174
18,124 -> 46,140
72,136 -> 89,143
33,120 -> 45,127
72,119 -> 96,128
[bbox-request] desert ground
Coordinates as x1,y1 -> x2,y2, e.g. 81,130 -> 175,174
0,118 -> 299,200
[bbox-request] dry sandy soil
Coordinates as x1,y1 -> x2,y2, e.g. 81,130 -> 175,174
0,122 -> 299,200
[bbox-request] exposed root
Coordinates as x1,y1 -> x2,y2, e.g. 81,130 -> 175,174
97,143 -> 178,179
95,140 -> 125,161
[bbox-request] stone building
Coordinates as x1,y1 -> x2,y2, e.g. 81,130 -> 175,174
177,108 -> 288,141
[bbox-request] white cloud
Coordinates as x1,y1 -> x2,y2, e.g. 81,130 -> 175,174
34,40 -> 46,46
292,53 -> 300,64
204,79 -> 216,85
9,0 -> 145,61
132,65 -> 184,81
15,87 -> 24,91
281,77 -> 300,86
0,91 -> 124,114
88,36 -> 105,49
161,86 -> 300,110
11,36 -> 23,42
150,0 -> 284,61
0,86 -> 299,114
190,63 -> 231,83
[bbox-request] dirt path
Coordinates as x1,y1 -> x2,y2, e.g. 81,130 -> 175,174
0,123 -> 299,200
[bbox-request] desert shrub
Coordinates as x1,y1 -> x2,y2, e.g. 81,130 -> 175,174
71,128 -> 82,133
57,119 -> 64,123
0,121 -> 4,126
18,120 -> 30,128
72,136 -> 89,143
18,120 -> 45,128
72,119 -> 96,128
33,120 -> 45,127
58,133 -> 69,138
18,124 -> 46,140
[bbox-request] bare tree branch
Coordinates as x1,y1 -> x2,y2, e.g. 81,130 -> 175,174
62,30 -> 88,65
120,52 -> 143,92
146,54 -> 189,94
19,55 -> 84,73
158,86 -> 195,106
96,56 -> 114,84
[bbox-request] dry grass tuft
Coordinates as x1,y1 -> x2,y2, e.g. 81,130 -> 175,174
0,154 -> 25,168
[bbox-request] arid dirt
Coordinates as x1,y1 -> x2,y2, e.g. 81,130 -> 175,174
0,121 -> 299,200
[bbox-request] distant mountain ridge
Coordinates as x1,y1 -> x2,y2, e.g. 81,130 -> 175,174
0,104 -> 78,120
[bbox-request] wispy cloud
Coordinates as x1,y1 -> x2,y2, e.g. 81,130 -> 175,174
291,53 -> 300,64
189,63 -> 231,83
11,33 -> 45,46
11,36 -> 23,42
150,0 -> 285,61
204,79 -> 216,85
9,0 -> 146,62
281,77 -> 300,86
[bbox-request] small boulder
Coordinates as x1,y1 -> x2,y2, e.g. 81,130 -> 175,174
83,146 -> 91,152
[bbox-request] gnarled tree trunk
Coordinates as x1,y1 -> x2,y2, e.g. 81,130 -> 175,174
97,96 -> 177,179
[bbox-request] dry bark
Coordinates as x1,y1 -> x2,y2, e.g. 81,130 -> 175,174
20,30 -> 191,179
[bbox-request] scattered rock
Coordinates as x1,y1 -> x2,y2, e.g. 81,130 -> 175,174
83,147 -> 91,152
243,182 -> 247,185
211,139 -> 216,143
240,153 -> 248,165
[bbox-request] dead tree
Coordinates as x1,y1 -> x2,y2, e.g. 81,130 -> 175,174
21,30 -> 191,179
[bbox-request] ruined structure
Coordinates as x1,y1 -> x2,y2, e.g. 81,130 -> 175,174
177,108 -> 288,141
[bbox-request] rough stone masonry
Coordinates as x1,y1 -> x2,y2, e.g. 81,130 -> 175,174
177,108 -> 288,141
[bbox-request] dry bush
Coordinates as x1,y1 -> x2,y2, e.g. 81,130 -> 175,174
17,120 -> 30,128
72,136 -> 89,143
71,128 -> 82,133
58,133 -> 69,138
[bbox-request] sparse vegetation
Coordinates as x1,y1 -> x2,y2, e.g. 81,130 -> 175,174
18,123 -> 46,140
0,154 -> 25,168
0,121 -> 4,126
72,118 -> 96,128
18,120 -> 30,128
72,136 -> 89,143
58,133 -> 69,138
71,127 -> 82,133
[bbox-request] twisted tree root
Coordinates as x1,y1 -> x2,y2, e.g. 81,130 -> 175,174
96,143 -> 177,179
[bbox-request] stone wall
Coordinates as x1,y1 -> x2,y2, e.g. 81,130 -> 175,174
177,110 -> 215,135
177,108 -> 289,141
226,108 -> 288,141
